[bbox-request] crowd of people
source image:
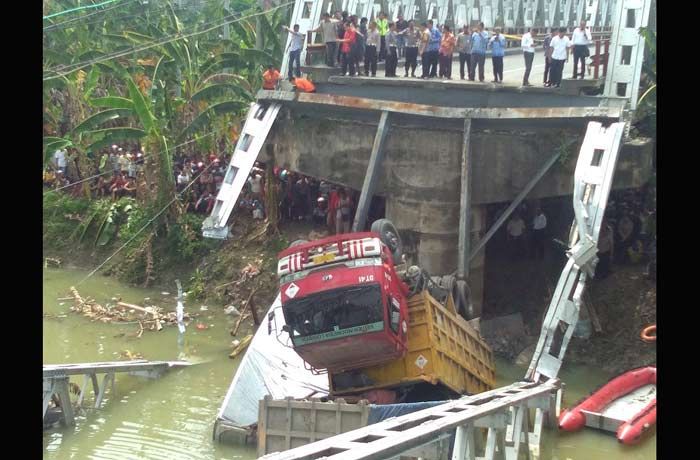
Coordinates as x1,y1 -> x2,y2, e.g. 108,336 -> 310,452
44,143 -> 370,237
501,188 -> 656,280
44,145 -> 144,200
278,11 -> 595,88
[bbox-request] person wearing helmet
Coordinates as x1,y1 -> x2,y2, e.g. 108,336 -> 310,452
313,196 -> 328,225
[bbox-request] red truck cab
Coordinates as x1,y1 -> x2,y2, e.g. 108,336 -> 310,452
277,232 -> 410,373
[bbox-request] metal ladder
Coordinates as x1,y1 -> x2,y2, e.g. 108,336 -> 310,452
526,121 -> 625,382
202,102 -> 281,239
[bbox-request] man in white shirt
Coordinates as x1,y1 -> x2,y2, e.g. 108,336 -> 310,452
548,27 -> 571,88
507,214 -> 527,258
53,149 -> 67,171
571,20 -> 592,79
310,13 -> 339,67
248,173 -> 263,201
283,24 -> 305,80
532,208 -> 548,259
521,28 -> 536,86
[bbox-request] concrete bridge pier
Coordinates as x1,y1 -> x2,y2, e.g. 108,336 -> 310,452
388,196 -> 487,318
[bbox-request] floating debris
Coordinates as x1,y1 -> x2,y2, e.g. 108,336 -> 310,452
200,306 -> 209,311
161,292 -> 170,296
229,334 -> 253,359
196,323 -> 208,330
44,257 -> 62,268
224,305 -> 240,316
68,286 -> 196,335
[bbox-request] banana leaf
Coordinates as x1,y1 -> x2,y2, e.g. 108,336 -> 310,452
72,109 -> 134,134
85,127 -> 147,152
126,78 -> 156,133
177,100 -> 248,142
90,96 -> 135,110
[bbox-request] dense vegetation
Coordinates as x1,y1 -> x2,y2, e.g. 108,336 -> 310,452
43,0 -> 291,285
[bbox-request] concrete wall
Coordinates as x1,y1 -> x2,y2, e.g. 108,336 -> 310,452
265,113 -> 653,279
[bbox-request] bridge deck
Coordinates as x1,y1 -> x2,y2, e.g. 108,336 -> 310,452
43,359 -> 191,377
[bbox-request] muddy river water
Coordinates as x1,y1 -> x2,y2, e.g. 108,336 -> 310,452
43,268 -> 655,460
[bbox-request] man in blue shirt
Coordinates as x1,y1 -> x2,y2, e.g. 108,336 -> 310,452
469,23 -> 489,82
423,19 -> 441,78
488,27 -> 506,83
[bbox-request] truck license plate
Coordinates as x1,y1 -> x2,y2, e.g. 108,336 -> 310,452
312,253 -> 335,264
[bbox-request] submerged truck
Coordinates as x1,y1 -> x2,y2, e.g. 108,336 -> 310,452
273,219 -> 495,402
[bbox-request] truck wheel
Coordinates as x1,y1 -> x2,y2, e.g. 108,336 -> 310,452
289,239 -> 308,248
371,219 -> 403,265
455,280 -> 475,320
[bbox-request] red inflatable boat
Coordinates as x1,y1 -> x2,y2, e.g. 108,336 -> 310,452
559,366 -> 656,445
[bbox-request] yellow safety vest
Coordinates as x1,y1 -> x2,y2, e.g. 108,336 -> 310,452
377,18 -> 388,36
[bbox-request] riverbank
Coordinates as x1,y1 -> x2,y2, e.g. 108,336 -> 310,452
44,193 -> 655,377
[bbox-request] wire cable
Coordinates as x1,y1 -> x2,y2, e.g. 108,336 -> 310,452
44,0 -> 143,31
43,5 -> 250,74
44,0 -> 126,21
43,2 -> 293,80
43,2 -> 259,75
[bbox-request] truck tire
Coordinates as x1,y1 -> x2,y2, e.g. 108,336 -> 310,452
439,275 -> 474,320
455,279 -> 475,320
371,219 -> 403,265
289,239 -> 308,248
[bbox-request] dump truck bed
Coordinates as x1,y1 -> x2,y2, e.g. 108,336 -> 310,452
330,290 -> 496,396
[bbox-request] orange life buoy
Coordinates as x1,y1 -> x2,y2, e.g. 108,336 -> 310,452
640,324 -> 656,343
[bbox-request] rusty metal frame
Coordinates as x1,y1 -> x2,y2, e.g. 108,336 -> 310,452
257,90 -> 623,120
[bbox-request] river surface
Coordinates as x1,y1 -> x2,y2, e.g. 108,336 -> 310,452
43,268 -> 655,460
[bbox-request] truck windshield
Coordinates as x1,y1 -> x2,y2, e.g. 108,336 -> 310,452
283,284 -> 384,346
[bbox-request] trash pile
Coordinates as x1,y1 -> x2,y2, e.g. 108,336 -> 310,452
68,286 -> 196,336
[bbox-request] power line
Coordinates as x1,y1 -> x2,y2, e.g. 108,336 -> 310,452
43,1 -> 272,75
44,0 -> 126,21
44,0 -> 143,31
43,0 -> 225,32
43,2 -> 293,80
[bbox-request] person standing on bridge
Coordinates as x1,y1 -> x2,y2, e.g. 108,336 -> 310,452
439,25 -> 456,79
488,28 -> 506,83
571,20 -> 592,79
377,12 -> 389,62
364,21 -> 380,76
521,28 -> 536,86
549,27 -> 571,88
423,20 -> 442,78
542,28 -> 553,86
337,21 -> 358,76
457,25 -> 472,80
469,23 -> 489,82
283,25 -> 305,81
310,13 -> 339,68
385,23 -> 399,77
395,14 -> 408,59
399,20 -> 421,77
